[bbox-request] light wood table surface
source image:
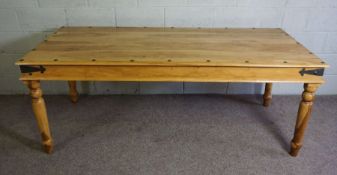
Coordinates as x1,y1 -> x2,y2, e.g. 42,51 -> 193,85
16,27 -> 328,156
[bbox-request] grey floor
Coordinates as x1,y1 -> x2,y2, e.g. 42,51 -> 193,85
0,95 -> 336,175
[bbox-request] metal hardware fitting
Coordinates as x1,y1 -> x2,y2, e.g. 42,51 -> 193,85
20,65 -> 46,74
299,68 -> 324,76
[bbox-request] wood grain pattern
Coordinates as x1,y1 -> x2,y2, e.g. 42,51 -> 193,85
290,83 -> 320,157
19,65 -> 325,83
16,27 -> 328,68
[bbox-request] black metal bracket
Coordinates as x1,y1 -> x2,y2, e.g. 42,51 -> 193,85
20,65 -> 46,74
299,68 -> 324,76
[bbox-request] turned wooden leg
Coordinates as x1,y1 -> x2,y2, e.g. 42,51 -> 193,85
68,81 -> 79,103
289,83 -> 320,157
25,80 -> 53,154
263,83 -> 273,107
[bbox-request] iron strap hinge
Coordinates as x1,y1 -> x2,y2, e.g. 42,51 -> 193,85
20,65 -> 46,74
299,68 -> 324,77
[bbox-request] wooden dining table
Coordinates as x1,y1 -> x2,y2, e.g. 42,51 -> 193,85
16,27 -> 328,157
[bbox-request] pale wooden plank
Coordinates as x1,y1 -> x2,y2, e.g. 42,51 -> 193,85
19,66 -> 325,83
16,27 -> 327,68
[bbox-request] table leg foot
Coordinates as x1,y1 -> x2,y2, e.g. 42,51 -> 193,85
68,81 -> 79,103
290,141 -> 302,157
289,83 -> 320,157
25,80 -> 53,154
263,83 -> 273,107
42,132 -> 53,154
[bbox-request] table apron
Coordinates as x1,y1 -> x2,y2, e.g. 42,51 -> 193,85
19,65 -> 325,83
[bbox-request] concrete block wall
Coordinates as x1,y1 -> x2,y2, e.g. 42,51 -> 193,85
0,0 -> 336,95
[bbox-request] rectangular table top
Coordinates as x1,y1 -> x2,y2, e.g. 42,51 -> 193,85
17,27 -> 327,68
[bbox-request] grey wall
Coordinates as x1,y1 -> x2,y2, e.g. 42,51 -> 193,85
0,0 -> 336,95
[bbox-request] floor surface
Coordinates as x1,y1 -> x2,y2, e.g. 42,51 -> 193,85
0,95 -> 336,175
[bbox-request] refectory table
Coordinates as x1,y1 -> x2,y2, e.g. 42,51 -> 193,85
16,27 -> 328,156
